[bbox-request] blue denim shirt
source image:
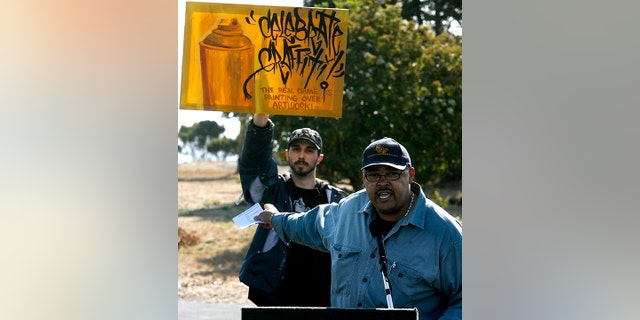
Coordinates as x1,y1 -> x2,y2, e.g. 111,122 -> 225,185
271,183 -> 462,320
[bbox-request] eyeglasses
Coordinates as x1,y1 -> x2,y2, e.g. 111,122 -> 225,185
363,169 -> 407,182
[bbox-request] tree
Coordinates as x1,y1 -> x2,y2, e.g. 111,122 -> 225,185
222,112 -> 251,161
192,120 -> 225,150
178,120 -> 227,160
304,0 -> 461,35
207,137 -> 237,161
269,0 -> 461,191
179,125 -> 197,160
395,0 -> 461,35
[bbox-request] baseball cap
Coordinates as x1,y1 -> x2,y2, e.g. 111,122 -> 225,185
287,128 -> 322,151
361,137 -> 411,170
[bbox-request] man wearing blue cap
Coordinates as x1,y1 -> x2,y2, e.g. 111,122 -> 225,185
255,137 -> 462,320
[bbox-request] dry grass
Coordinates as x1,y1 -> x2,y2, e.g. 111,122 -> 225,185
178,161 -> 258,304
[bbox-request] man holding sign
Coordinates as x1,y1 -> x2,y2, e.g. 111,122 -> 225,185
238,114 -> 347,306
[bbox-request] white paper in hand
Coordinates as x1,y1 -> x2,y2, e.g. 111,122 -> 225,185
232,203 -> 264,228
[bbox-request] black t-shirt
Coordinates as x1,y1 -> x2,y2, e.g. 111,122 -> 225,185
279,181 -> 331,306
289,183 -> 327,212
373,217 -> 397,237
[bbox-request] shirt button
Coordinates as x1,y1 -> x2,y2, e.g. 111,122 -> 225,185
357,302 -> 362,307
338,254 -> 343,258
362,277 -> 368,283
370,253 -> 376,259
398,273 -> 404,278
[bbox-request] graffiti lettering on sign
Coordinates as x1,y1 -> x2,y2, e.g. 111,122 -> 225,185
243,8 -> 346,100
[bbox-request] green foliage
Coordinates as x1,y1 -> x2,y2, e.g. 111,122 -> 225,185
178,120 -> 229,160
222,112 -> 250,158
269,0 -> 461,191
191,121 -> 225,149
304,0 -> 338,8
178,125 -> 197,160
304,0 -> 461,35
397,0 -> 461,35
206,137 -> 237,161
426,189 -> 447,208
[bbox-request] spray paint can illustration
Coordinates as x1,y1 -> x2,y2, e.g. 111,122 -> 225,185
199,18 -> 254,107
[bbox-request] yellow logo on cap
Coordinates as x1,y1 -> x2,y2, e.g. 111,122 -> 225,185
375,145 -> 388,154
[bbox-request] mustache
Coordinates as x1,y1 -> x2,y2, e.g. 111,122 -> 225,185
294,160 -> 309,165
375,187 -> 393,194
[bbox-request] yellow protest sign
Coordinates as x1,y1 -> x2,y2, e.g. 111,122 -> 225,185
180,2 -> 349,118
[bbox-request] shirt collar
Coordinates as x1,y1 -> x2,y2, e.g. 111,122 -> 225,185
396,182 -> 428,230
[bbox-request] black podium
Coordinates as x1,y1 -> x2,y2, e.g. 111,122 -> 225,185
242,306 -> 418,320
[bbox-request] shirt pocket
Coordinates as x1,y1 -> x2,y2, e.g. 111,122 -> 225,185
388,262 -> 430,303
331,244 -> 362,296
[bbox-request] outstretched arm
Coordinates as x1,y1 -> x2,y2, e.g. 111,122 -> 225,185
255,203 -> 330,252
